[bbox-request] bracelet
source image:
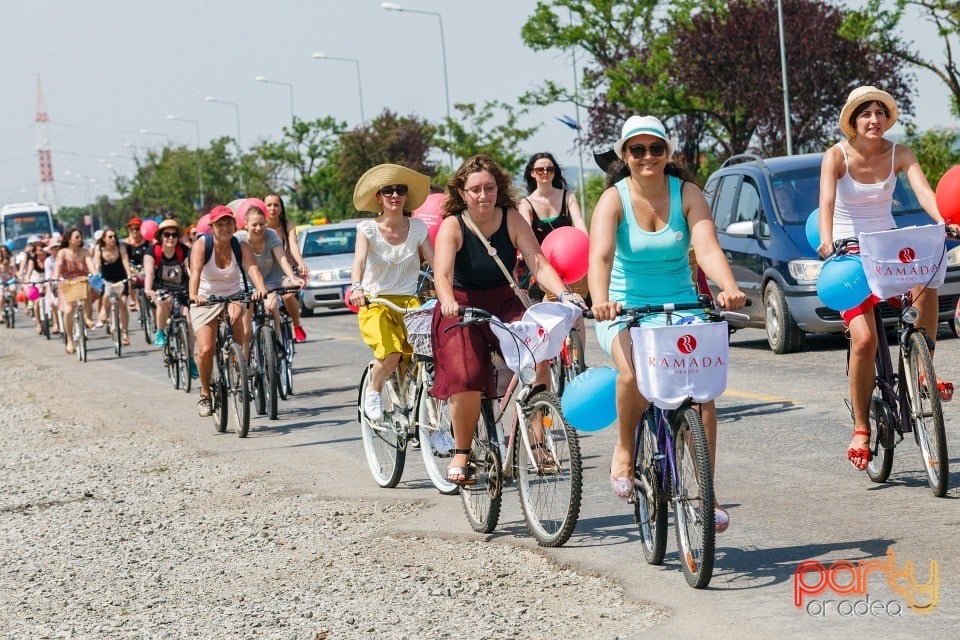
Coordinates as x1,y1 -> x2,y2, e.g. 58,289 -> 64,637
351,282 -> 363,291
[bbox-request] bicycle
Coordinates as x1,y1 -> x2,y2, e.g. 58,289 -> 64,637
586,296 -> 747,587
103,279 -> 130,357
356,297 -> 459,493
35,280 -> 55,340
250,286 -> 299,420
132,269 -> 156,344
834,236 -> 950,497
276,301 -> 296,399
549,325 -> 586,395
3,278 -> 17,329
204,293 -> 252,438
452,302 -> 584,547
156,289 -> 192,393
60,277 -> 90,363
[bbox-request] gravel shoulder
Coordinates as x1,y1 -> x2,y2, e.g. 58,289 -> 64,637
0,332 -> 664,639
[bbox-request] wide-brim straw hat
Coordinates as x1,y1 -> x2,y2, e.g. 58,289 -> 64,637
156,218 -> 181,237
353,164 -> 430,213
613,115 -> 677,161
839,86 -> 898,139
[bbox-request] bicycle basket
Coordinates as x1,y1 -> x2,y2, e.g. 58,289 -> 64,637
402,300 -> 436,357
859,224 -> 946,298
61,278 -> 89,303
630,320 -> 729,410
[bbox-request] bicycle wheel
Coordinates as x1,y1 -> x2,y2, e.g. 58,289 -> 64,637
280,321 -> 295,398
212,357 -> 228,434
358,365 -> 406,488
140,290 -> 156,344
41,299 -> 51,339
416,384 -> 459,495
866,395 -> 895,484
460,402 -> 502,533
75,308 -> 87,363
176,321 -> 192,394
905,332 -> 948,497
635,409 -> 668,565
252,338 -> 266,417
166,325 -> 181,390
226,343 -> 250,438
516,390 -> 582,547
260,326 -> 279,420
672,406 -> 715,589
112,298 -> 122,357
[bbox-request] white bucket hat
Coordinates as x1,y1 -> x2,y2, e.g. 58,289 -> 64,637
613,115 -> 677,161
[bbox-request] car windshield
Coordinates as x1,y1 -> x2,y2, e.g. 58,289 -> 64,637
301,228 -> 356,257
771,166 -> 925,224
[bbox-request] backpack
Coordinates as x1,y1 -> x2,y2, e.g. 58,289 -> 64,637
153,242 -> 185,265
201,234 -> 250,292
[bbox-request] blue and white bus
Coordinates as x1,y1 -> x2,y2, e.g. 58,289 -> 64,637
1,202 -> 56,251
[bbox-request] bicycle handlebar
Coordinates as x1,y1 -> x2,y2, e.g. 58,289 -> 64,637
366,296 -> 436,315
582,295 -> 751,322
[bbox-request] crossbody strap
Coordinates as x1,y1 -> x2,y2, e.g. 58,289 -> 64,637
461,210 -> 531,309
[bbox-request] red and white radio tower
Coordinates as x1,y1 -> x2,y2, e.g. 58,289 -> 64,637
36,75 -> 58,213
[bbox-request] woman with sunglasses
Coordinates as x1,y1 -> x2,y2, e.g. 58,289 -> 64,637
432,154 -> 583,485
589,115 -> 745,532
263,193 -> 308,342
54,228 -> 95,354
349,164 -> 434,421
144,219 -> 192,352
93,227 -> 134,345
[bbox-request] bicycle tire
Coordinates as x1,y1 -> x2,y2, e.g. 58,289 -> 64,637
866,395 -> 894,484
281,321 -> 295,397
212,359 -> 228,434
176,321 -> 192,394
905,332 -> 948,497
672,406 -> 715,589
41,299 -> 51,340
460,402 -> 502,533
515,390 -> 582,547
252,334 -> 266,417
227,343 -> 250,438
167,324 -> 181,390
260,326 -> 279,420
75,308 -> 87,363
358,364 -> 406,488
415,385 -> 459,495
635,409 -> 668,565
140,290 -> 156,344
112,298 -> 122,357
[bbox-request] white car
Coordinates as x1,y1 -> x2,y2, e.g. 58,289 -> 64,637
297,220 -> 362,313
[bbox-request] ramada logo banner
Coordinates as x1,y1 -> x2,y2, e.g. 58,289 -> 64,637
676,334 -> 697,354
859,225 -> 947,298
898,246 -> 916,263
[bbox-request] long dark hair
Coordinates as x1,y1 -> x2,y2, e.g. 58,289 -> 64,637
61,227 -> 82,250
263,192 -> 289,241
605,159 -> 697,189
522,152 -> 568,194
442,154 -> 517,217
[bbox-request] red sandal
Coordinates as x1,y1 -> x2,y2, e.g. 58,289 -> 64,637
847,429 -> 871,471
918,374 -> 954,402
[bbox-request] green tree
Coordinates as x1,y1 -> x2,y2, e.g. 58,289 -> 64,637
903,126 -> 960,186
437,101 -> 541,176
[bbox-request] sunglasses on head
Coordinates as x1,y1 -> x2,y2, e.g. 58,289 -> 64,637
627,141 -> 667,159
533,166 -> 555,176
379,185 -> 408,197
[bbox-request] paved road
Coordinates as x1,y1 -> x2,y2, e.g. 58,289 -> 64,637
8,306 -> 959,638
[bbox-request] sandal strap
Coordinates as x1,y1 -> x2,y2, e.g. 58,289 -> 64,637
852,429 -> 870,436
450,448 -> 471,455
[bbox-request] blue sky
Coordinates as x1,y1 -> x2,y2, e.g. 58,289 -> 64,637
0,0 -> 955,208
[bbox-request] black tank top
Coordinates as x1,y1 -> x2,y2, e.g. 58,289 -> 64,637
125,240 -> 152,268
452,208 -> 516,290
525,190 -> 571,244
101,251 -> 126,283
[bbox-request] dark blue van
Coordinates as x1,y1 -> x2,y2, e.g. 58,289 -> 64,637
703,153 -> 960,353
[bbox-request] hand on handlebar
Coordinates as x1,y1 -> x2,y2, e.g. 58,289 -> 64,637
716,289 -> 747,311
253,287 -> 268,301
816,239 -> 834,260
590,300 -> 622,322
191,293 -> 208,306
440,299 -> 460,318
348,287 -> 366,308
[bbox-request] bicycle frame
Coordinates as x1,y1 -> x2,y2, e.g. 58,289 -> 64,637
869,299 -> 916,439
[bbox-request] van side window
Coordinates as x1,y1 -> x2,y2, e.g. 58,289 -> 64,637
735,178 -> 761,225
712,176 -> 741,231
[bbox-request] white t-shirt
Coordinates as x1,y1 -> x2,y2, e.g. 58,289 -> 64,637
358,217 -> 428,296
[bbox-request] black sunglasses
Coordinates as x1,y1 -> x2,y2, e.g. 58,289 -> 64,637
627,142 -> 667,159
161,232 -> 179,239
379,185 -> 408,197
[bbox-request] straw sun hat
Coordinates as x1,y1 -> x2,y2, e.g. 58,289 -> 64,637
838,86 -> 899,139
353,164 -> 430,213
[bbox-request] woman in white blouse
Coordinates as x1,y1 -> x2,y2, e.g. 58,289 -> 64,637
349,164 -> 435,421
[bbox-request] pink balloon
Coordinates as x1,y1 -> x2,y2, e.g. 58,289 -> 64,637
26,285 -> 40,301
140,219 -> 159,241
541,227 -> 590,284
236,198 -> 267,230
412,192 -> 445,246
195,213 -> 211,234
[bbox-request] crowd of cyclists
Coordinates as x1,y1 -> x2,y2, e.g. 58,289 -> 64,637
3,92 -> 956,576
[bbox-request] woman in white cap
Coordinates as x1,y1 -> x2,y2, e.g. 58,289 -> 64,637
589,115 -> 745,532
818,86 -> 956,471
349,164 -> 435,422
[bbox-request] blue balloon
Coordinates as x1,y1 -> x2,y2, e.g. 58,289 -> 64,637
805,208 -> 820,252
88,273 -> 104,291
561,366 -> 618,433
816,255 -> 872,311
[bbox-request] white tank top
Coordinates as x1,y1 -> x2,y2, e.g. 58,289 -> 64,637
832,142 -> 897,239
198,239 -> 242,298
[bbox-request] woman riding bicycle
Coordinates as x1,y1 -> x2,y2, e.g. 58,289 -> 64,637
589,116 -> 745,532
54,228 -> 95,355
189,206 -> 267,418
93,227 -> 133,346
431,154 -> 583,485
144,218 -> 197,376
349,164 -> 435,421
817,86 -> 957,471
263,192 -> 308,343
20,235 -> 48,335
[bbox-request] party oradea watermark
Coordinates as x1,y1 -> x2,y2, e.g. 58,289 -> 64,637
794,547 -> 938,617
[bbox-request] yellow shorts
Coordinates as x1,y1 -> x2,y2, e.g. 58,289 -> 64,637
358,295 -> 420,361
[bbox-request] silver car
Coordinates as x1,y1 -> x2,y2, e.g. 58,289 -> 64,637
297,220 -> 362,314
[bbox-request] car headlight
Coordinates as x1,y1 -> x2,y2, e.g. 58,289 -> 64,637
308,267 -> 351,285
788,259 -> 823,284
947,245 -> 960,268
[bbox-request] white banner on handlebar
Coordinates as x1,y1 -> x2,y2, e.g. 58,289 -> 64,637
859,224 -> 946,298
489,302 -> 581,374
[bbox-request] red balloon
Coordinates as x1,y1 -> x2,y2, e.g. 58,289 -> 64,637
195,213 -> 211,234
936,165 -> 960,225
541,227 -> 590,284
412,192 -> 445,246
140,219 -> 159,242
16,290 -> 26,304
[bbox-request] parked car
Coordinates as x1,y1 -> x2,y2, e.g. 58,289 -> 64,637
703,152 -> 960,353
297,220 -> 362,314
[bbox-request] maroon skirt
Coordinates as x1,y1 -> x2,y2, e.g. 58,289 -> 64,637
430,285 -> 525,400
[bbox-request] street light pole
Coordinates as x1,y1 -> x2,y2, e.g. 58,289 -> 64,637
777,0 -> 793,155
165,114 -> 205,210
570,30 -> 587,216
311,53 -> 366,127
255,76 -> 296,124
381,2 -> 454,169
204,96 -> 245,195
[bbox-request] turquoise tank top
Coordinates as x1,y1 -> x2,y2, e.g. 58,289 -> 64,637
610,174 -> 697,306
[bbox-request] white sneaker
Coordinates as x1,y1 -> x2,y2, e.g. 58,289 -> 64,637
364,390 -> 383,421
